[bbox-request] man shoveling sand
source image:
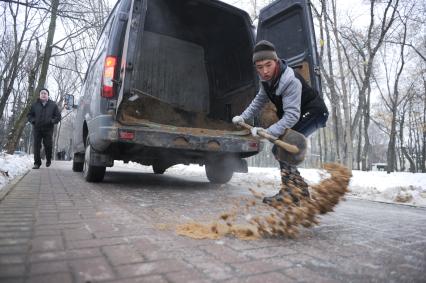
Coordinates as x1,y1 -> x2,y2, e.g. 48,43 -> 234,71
232,40 -> 329,205
175,41 -> 346,240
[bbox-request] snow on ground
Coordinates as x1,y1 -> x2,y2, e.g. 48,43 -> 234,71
116,162 -> 426,207
1,155 -> 425,207
0,153 -> 33,190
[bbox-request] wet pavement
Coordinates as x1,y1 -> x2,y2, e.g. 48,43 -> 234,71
0,161 -> 425,282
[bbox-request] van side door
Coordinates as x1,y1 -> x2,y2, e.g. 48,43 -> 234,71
257,0 -> 321,95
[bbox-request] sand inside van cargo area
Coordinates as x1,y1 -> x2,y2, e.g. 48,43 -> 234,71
119,94 -> 236,131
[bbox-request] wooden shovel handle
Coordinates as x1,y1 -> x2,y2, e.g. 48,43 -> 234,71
238,122 -> 299,154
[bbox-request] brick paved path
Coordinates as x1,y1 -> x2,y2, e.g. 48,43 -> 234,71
0,161 -> 425,282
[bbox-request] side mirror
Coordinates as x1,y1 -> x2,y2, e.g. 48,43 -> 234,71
64,94 -> 76,110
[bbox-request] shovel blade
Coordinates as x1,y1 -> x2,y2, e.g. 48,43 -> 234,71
274,129 -> 307,165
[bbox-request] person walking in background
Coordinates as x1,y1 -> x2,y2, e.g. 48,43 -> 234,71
232,40 -> 328,205
27,88 -> 61,169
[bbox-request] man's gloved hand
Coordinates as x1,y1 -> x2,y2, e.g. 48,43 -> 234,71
232,115 -> 244,125
250,127 -> 265,137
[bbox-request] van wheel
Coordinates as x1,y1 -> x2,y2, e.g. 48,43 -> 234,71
152,164 -> 167,174
205,163 -> 233,184
83,140 -> 106,182
72,159 -> 84,172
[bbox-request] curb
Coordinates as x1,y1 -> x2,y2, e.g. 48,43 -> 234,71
346,195 -> 426,209
0,169 -> 30,201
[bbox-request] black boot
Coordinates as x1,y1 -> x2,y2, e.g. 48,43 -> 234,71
46,160 -> 51,167
262,189 -> 301,205
263,192 -> 284,204
32,164 -> 41,169
280,161 -> 310,199
290,171 -> 310,198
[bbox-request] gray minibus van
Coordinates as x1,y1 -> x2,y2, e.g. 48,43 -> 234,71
68,0 -> 321,183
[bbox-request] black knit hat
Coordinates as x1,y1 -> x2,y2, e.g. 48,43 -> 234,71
39,88 -> 49,96
253,40 -> 278,63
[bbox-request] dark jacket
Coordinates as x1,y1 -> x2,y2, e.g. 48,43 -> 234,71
241,60 -> 302,137
27,99 -> 61,129
241,59 -> 328,137
263,60 -> 328,120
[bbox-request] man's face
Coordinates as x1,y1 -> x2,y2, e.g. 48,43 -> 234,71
39,90 -> 49,102
255,59 -> 278,81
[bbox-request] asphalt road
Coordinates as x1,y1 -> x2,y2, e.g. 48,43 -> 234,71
0,161 -> 425,283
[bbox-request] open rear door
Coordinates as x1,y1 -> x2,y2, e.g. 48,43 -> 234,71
257,0 -> 321,95
117,0 -> 147,112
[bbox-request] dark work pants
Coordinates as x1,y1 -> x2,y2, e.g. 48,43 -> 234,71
292,111 -> 328,138
274,111 -> 329,170
33,127 -> 53,165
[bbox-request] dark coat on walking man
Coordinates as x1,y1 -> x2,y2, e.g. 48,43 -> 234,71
27,88 -> 61,169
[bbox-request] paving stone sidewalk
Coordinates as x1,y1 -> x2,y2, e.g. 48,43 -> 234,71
0,162 -> 425,283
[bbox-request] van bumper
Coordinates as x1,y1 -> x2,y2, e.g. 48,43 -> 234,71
88,116 -> 260,155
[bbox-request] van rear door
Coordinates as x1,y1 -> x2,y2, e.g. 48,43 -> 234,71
257,0 -> 321,94
117,0 -> 147,109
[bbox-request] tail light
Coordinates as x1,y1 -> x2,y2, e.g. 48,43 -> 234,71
119,130 -> 135,140
102,56 -> 117,98
249,141 -> 259,149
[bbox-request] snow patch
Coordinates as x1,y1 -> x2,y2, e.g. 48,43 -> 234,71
0,153 -> 33,191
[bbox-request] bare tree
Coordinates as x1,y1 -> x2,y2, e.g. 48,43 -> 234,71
5,0 -> 59,154
315,0 -> 345,165
311,0 -> 422,173
0,1 -> 46,121
50,57 -> 80,157
2,0 -> 111,154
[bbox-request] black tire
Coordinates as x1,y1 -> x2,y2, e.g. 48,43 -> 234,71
152,164 -> 167,174
83,139 -> 106,182
72,160 -> 84,172
205,163 -> 234,184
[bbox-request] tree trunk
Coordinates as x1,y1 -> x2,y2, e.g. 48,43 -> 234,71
322,0 -> 344,164
399,113 -> 406,172
322,127 -> 328,163
331,0 -> 352,169
386,101 -> 398,173
412,112 -> 422,172
386,106 -> 398,173
407,103 -> 416,171
5,0 -> 59,154
402,147 -> 416,173
422,79 -> 426,172
361,87 -> 371,171
357,117 -> 362,170
318,129 -> 323,167
386,18 -> 407,173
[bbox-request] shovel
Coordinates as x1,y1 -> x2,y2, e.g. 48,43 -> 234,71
238,122 -> 307,165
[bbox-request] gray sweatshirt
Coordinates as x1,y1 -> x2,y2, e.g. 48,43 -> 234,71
241,66 -> 302,137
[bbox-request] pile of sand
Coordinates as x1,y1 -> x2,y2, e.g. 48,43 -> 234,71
176,163 -> 352,240
119,94 -> 236,131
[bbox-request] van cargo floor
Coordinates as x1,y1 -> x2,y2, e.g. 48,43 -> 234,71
119,92 -> 244,135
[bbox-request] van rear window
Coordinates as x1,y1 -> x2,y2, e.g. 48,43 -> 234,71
260,8 -> 306,60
